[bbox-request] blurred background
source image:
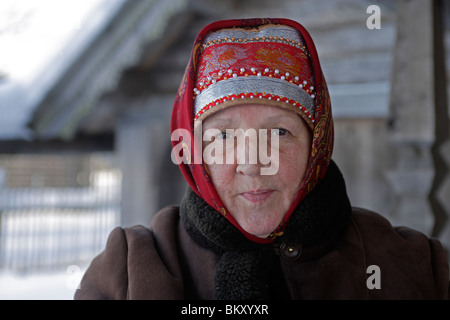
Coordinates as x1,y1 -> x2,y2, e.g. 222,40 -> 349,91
0,0 -> 449,299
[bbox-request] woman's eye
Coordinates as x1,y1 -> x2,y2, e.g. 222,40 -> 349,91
272,128 -> 289,136
215,130 -> 233,139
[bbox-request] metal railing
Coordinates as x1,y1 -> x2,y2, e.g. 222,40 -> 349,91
0,157 -> 121,274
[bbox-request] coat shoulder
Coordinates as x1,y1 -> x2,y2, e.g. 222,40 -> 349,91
350,207 -> 440,246
74,226 -> 129,299
349,207 -> 449,299
75,205 -> 183,300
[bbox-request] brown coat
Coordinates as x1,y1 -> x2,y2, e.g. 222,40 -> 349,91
75,205 -> 450,300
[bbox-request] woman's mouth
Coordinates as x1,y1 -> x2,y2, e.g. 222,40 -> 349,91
240,189 -> 275,203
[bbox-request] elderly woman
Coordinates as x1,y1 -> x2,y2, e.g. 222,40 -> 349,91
75,18 -> 449,300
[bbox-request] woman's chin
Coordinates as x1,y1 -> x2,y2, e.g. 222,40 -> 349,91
237,217 -> 280,239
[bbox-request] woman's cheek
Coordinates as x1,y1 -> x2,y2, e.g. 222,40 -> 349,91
278,144 -> 308,186
208,162 -> 235,186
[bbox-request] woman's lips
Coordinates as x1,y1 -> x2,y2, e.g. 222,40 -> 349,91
240,189 -> 275,203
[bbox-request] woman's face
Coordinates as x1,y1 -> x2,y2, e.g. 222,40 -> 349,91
201,104 -> 312,238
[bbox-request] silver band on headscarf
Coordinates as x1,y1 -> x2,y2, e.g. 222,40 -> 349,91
194,76 -> 314,116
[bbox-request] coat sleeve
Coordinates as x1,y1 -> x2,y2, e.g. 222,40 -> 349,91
74,227 -> 129,300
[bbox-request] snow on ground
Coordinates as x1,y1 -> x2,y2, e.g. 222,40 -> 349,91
0,265 -> 87,300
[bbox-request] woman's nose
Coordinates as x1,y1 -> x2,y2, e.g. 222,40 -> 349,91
235,132 -> 263,176
236,162 -> 262,176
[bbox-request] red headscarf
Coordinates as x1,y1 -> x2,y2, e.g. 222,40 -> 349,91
171,18 -> 333,244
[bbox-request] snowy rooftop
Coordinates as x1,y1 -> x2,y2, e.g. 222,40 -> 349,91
0,0 -> 125,139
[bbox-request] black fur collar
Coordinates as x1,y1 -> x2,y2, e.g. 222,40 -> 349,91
180,160 -> 352,299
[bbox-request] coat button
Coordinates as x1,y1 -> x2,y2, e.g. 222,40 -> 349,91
280,243 -> 302,261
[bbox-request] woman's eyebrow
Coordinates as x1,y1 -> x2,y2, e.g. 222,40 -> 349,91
203,118 -> 235,129
264,114 -> 298,124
